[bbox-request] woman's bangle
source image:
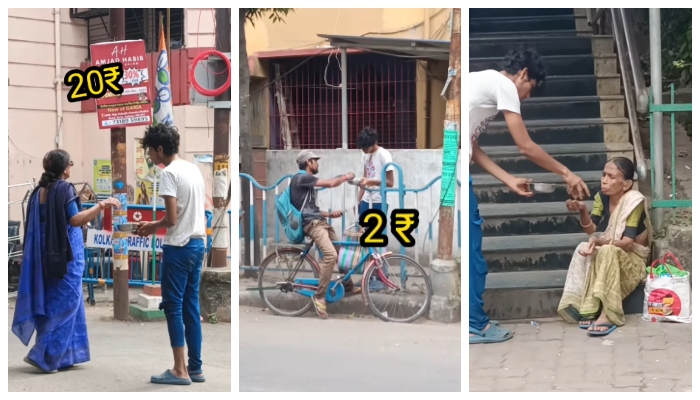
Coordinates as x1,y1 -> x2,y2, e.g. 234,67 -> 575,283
98,201 -> 104,210
580,219 -> 592,228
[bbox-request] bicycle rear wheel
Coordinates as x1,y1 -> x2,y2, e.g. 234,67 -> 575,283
362,254 -> 431,323
257,248 -> 319,317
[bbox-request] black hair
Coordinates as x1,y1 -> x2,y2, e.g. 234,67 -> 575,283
39,149 -> 71,188
141,124 -> 180,155
298,161 -> 308,170
502,46 -> 547,87
357,127 -> 378,149
610,157 -> 636,181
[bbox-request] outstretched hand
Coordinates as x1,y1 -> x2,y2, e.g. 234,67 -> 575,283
506,177 -> 533,197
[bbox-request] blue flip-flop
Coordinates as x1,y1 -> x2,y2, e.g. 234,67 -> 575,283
189,369 -> 206,383
151,369 -> 192,385
469,324 -> 514,344
587,323 -> 618,337
579,320 -> 595,330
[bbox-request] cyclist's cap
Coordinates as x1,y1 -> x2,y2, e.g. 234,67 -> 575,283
296,150 -> 321,164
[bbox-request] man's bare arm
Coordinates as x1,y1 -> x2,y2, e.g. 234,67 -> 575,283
471,143 -> 515,185
503,110 -> 572,178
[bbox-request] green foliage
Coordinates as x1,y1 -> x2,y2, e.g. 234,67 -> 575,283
640,9 -> 692,86
245,8 -> 293,27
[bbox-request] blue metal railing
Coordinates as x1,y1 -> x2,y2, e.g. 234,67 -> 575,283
238,162 -> 461,270
80,203 -> 215,299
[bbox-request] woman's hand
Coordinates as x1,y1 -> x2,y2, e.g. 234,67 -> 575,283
566,199 -> 587,213
100,197 -> 121,209
506,177 -> 533,197
578,239 -> 597,257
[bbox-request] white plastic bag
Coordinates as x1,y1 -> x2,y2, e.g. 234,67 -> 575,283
642,252 -> 692,323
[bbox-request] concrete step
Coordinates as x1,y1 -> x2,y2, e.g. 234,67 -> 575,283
470,15 -> 576,35
483,232 -> 585,272
470,54 -> 617,76
479,201 -> 594,237
483,270 -> 645,320
490,95 -> 624,122
471,142 -> 633,175
477,117 -> 629,147
537,74 -> 621,97
471,29 -> 588,38
471,170 -> 603,204
470,8 -> 574,19
470,35 -> 613,58
470,36 -> 613,58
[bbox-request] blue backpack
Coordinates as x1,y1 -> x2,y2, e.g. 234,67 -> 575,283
276,174 -> 311,244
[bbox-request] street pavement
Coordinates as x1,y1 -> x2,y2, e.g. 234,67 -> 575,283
469,315 -> 692,392
239,306 -> 461,392
8,301 -> 231,392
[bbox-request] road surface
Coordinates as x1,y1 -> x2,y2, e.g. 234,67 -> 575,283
8,301 -> 231,392
239,306 -> 461,392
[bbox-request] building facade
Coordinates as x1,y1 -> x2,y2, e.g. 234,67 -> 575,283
244,8 -> 453,150
8,8 -> 225,219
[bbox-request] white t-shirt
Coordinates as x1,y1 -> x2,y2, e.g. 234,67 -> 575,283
361,146 -> 395,204
468,69 -> 521,162
159,159 -> 207,247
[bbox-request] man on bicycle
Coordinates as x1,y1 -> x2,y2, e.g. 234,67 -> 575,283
291,150 -> 356,319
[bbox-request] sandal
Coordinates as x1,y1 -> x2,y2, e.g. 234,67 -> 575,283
312,297 -> 329,319
150,369 -> 192,385
587,323 -> 618,337
23,356 -> 56,374
579,319 -> 595,330
188,369 -> 206,383
469,324 -> 514,344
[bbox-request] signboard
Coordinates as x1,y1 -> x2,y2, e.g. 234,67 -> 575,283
103,207 -> 168,236
194,154 -> 214,210
134,138 -> 164,206
86,229 -> 164,253
93,159 -> 112,196
90,40 -> 152,129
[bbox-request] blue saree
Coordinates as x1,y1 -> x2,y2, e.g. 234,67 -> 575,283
12,190 -> 90,372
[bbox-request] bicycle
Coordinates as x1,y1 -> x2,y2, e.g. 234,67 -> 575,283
257,235 -> 432,323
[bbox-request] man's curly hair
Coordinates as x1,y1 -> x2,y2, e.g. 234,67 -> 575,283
502,46 -> 547,87
141,124 -> 180,156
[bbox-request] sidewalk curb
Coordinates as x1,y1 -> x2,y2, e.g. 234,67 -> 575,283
239,290 -> 374,316
239,289 -> 427,317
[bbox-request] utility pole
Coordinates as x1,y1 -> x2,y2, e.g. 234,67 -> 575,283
239,9 -> 255,275
109,8 -> 129,321
429,8 -> 461,324
212,8 -> 231,267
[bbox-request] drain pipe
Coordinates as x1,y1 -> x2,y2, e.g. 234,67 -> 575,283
53,8 -> 64,149
649,9 -> 664,232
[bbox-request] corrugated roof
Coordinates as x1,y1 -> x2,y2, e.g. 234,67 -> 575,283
317,34 -> 450,61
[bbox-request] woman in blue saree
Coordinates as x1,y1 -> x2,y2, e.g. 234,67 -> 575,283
12,150 -> 121,373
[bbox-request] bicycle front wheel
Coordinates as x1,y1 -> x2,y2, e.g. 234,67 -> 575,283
257,248 -> 319,317
362,254 -> 432,323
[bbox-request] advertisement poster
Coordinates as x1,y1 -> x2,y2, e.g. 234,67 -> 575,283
93,159 -> 112,196
91,40 -> 151,129
134,139 -> 164,206
194,154 -> 214,210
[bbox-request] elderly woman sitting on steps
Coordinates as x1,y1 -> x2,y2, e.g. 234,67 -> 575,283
557,157 -> 651,337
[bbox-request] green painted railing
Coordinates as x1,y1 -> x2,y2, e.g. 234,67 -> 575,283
649,84 -> 692,212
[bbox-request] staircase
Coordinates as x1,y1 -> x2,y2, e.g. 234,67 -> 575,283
469,8 -> 642,321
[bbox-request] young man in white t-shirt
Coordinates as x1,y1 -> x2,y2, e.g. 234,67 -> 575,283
468,47 -> 590,345
136,124 -> 207,385
357,127 -> 395,214
356,127 -> 394,291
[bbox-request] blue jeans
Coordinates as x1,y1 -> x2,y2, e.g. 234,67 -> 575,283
469,176 -> 490,331
359,200 -> 383,216
160,238 -> 205,372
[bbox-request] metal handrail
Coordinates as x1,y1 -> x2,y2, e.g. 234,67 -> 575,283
589,9 -> 648,181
